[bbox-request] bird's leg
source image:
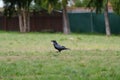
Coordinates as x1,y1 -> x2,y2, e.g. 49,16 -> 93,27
56,50 -> 61,53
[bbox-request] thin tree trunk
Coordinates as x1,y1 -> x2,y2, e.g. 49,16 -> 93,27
104,0 -> 111,36
26,10 -> 30,32
18,8 -> 30,33
18,7 -> 30,33
26,12 -> 30,32
63,6 -> 70,34
18,14 -> 23,32
18,9 -> 24,32
23,9 -> 27,32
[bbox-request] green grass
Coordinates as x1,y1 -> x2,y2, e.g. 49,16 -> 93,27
0,31 -> 120,80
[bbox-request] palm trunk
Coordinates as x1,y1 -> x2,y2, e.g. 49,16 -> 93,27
104,0 -> 111,36
63,6 -> 70,34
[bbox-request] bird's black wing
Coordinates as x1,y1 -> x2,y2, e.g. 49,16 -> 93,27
54,44 -> 64,49
52,41 -> 70,52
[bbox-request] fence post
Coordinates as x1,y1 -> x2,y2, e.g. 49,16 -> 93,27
90,10 -> 94,32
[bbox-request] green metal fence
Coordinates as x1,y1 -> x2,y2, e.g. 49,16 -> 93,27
68,13 -> 120,34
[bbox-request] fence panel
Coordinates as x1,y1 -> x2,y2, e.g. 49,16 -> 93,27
68,13 -> 120,34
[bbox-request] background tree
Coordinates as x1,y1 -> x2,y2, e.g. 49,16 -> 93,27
74,0 -> 111,36
44,0 -> 71,34
75,0 -> 89,7
110,0 -> 120,15
3,0 -> 33,33
88,0 -> 111,36
34,0 -> 71,34
104,0 -> 111,36
61,0 -> 71,34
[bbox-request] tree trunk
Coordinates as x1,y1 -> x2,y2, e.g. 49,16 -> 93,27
26,11 -> 30,32
63,6 -> 70,34
18,9 -> 24,32
104,0 -> 111,36
18,14 -> 23,32
23,9 -> 27,32
18,8 -> 30,33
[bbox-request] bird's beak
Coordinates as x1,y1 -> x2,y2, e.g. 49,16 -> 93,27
51,42 -> 53,44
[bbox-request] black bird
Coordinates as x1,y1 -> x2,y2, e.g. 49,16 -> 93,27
51,40 -> 70,52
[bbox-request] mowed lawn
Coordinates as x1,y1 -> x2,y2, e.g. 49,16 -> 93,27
0,31 -> 120,80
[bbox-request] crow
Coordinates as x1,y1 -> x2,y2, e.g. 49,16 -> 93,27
51,40 -> 70,52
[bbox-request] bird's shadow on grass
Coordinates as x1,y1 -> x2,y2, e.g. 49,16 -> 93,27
48,51 -> 62,57
52,51 -> 62,56
53,53 -> 60,57
48,50 -> 71,57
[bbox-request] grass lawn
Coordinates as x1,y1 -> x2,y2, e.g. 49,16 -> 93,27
0,31 -> 120,80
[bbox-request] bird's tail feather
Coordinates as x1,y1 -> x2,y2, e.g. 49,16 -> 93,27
65,48 -> 70,50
